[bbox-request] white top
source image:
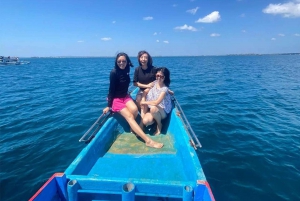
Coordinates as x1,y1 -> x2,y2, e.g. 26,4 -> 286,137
146,83 -> 172,113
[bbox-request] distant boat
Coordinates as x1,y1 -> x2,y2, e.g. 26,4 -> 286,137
29,87 -> 215,201
0,56 -> 30,66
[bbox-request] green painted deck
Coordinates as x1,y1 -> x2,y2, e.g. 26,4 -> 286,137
108,132 -> 176,154
88,132 -> 189,182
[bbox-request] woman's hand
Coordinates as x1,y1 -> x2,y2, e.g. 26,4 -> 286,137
103,107 -> 110,114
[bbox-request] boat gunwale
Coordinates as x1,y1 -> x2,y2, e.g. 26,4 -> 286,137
64,88 -> 207,185
29,87 -> 215,200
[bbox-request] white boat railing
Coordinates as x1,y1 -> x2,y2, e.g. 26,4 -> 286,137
172,96 -> 202,149
79,112 -> 112,143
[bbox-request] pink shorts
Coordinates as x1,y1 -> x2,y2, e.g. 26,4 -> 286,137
112,95 -> 132,112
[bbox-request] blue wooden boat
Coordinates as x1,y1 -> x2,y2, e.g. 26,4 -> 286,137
30,87 -> 215,201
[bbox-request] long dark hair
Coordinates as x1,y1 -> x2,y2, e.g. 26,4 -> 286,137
157,67 -> 170,87
114,52 -> 134,71
137,50 -> 153,68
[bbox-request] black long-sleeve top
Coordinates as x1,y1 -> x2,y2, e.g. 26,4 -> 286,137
107,67 -> 130,107
133,66 -> 157,91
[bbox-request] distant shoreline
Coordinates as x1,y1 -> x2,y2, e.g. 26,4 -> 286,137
23,53 -> 300,58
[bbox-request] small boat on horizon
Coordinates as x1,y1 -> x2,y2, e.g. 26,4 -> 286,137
0,56 -> 30,66
29,87 -> 215,201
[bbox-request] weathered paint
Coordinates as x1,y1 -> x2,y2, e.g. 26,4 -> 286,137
29,173 -> 67,201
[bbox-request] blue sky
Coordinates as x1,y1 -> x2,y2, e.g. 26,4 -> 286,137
1,0 -> 299,57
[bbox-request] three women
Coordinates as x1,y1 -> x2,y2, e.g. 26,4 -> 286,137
103,52 -> 163,149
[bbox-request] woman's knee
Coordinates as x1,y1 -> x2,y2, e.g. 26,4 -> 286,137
143,115 -> 153,126
120,108 -> 135,121
142,117 -> 149,125
150,106 -> 159,114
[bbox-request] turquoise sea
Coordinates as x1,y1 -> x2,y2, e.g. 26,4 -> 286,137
1,55 -> 300,201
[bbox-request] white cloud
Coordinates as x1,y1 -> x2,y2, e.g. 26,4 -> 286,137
174,24 -> 197,31
163,41 -> 169,44
271,38 -> 276,40
278,33 -> 285,36
156,40 -> 159,42
112,21 -> 116,24
77,40 -> 84,43
196,11 -> 221,23
186,7 -> 199,15
101,37 -> 112,41
210,33 -> 220,37
153,32 -> 157,35
295,33 -> 300,36
263,1 -> 300,18
242,30 -> 246,33
143,16 -> 153,20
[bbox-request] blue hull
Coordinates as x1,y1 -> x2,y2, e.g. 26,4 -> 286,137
30,88 -> 215,201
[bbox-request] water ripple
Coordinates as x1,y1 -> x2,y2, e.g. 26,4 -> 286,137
1,56 -> 300,201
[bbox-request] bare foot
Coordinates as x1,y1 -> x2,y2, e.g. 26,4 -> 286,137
146,140 -> 163,149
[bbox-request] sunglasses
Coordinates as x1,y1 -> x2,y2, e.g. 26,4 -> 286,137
117,60 -> 127,64
156,75 -> 165,79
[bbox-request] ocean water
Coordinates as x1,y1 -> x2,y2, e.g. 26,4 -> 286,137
0,55 -> 299,201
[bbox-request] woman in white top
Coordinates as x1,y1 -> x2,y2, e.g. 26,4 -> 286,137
140,67 -> 172,135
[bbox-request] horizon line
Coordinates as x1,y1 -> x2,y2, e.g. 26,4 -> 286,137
14,52 -> 300,58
